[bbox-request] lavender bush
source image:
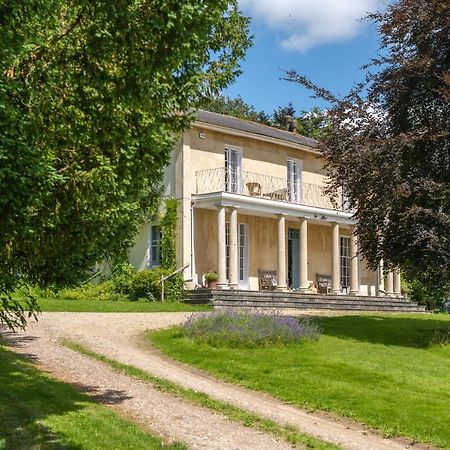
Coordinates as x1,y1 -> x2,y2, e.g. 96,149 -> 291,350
182,309 -> 322,348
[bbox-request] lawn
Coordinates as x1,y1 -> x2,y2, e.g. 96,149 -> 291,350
0,346 -> 185,449
35,297 -> 210,313
149,313 -> 450,448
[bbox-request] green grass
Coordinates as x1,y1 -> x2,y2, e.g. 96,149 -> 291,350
149,313 -> 450,449
0,346 -> 185,449
63,339 -> 340,450
35,297 -> 210,313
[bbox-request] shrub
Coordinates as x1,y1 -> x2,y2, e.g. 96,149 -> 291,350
55,281 -> 128,302
131,268 -> 184,302
204,270 -> 218,282
110,262 -> 135,295
403,276 -> 448,311
182,309 -> 322,348
131,269 -> 161,300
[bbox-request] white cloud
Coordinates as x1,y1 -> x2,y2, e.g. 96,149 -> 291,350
239,0 -> 383,52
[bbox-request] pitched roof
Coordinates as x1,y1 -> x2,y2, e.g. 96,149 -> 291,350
195,110 -> 317,149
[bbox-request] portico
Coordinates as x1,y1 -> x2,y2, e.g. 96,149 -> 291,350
194,190 -> 371,295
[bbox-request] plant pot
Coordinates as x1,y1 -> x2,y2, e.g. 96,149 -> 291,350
207,280 -> 217,289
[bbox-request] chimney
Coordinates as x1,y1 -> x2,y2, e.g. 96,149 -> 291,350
285,115 -> 296,132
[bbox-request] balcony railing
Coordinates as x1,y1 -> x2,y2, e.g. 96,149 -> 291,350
195,167 -> 346,211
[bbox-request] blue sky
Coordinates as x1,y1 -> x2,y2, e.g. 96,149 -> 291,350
224,0 -> 386,115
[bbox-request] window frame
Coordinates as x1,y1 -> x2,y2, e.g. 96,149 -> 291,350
148,224 -> 161,268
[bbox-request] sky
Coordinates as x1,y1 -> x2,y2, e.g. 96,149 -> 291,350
224,0 -> 387,115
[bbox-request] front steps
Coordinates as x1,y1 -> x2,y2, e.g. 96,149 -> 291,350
186,289 -> 427,313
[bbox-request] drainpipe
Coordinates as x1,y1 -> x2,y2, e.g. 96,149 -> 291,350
190,201 -> 196,285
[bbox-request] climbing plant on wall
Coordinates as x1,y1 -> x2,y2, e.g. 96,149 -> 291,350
160,198 -> 179,270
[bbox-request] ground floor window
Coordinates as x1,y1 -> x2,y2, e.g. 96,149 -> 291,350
340,236 -> 350,290
225,222 -> 248,286
149,225 -> 161,267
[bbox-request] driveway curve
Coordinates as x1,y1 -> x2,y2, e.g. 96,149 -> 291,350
5,312 -> 433,450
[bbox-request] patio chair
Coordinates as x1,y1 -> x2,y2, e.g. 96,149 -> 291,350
316,274 -> 332,294
259,269 -> 277,291
246,182 -> 262,196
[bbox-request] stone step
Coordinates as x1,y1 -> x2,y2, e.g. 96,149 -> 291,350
213,301 -> 426,312
210,296 -> 421,307
184,290 -> 427,312
210,291 -> 413,303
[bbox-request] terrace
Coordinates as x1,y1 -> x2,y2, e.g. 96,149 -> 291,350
195,167 -> 348,212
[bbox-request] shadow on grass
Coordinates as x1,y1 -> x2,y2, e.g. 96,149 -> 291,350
0,346 -> 85,449
316,314 -> 450,348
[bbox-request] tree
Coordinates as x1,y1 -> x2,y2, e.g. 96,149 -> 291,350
296,107 -> 329,140
287,0 -> 450,299
201,94 -> 271,124
272,102 -> 296,129
0,0 -> 251,329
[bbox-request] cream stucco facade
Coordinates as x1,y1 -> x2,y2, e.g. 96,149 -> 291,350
129,111 -> 401,297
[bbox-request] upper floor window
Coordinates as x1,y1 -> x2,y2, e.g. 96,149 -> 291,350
149,225 -> 161,267
287,158 -> 302,203
225,146 -> 242,193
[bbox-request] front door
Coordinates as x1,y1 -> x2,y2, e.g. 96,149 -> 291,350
288,228 -> 299,289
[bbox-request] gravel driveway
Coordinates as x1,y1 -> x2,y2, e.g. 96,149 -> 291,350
4,312 -> 433,450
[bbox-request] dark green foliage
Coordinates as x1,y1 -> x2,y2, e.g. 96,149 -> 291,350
160,198 -> 178,270
287,0 -> 450,293
272,102 -> 296,129
296,107 -> 330,140
0,0 -> 251,328
200,94 -> 271,124
403,276 -> 448,311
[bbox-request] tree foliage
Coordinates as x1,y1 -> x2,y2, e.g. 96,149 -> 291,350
200,93 -> 271,124
202,95 -> 328,139
287,0 -> 450,294
272,102 -> 296,129
0,0 -> 251,328
296,107 -> 329,140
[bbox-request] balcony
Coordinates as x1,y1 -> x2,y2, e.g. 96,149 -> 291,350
195,167 -> 347,211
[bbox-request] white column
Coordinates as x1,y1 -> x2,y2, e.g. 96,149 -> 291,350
299,217 -> 309,292
331,222 -> 340,293
276,214 -> 287,290
393,268 -> 401,296
386,271 -> 394,296
377,260 -> 385,296
228,207 -> 239,289
350,228 -> 359,295
216,205 -> 227,289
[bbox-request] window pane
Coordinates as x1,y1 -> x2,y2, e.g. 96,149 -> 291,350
150,226 -> 161,267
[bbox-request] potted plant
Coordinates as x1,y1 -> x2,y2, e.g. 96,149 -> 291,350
204,270 -> 218,289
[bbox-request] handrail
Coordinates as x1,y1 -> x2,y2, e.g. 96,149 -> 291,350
159,263 -> 189,301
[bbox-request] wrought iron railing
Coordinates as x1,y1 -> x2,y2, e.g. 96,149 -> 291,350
195,167 -> 346,211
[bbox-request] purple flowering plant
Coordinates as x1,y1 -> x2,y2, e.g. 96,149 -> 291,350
182,309 -> 322,348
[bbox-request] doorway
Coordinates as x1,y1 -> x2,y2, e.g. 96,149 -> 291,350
288,228 -> 299,289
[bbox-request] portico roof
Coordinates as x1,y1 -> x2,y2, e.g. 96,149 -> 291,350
192,191 -> 355,227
